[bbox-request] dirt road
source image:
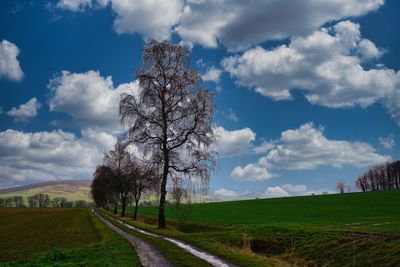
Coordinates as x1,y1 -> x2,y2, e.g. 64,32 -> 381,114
94,211 -> 173,267
96,210 -> 237,267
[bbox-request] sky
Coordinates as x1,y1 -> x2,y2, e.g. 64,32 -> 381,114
0,0 -> 399,200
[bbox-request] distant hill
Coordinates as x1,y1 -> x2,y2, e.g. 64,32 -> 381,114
0,180 -> 92,202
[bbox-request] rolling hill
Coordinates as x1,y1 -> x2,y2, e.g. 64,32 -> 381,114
0,180 -> 92,202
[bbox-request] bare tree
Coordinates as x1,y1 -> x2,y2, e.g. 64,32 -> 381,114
171,178 -> 187,207
91,165 -> 116,210
27,195 -> 36,207
355,160 -> 400,192
37,194 -> 50,208
336,180 -> 345,194
120,40 -> 216,228
12,196 -> 24,207
170,178 -> 192,230
27,194 -> 50,208
104,141 -> 131,217
52,197 -> 69,208
4,197 -> 13,207
128,161 -> 158,220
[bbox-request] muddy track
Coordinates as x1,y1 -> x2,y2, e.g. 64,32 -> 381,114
93,210 -> 173,267
99,211 -> 237,267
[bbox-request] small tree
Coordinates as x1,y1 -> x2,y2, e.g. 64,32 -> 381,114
37,194 -> 50,207
27,194 -> 49,207
171,179 -> 192,230
52,197 -> 69,208
128,161 -> 158,220
5,197 -> 13,207
91,165 -> 116,210
336,180 -> 345,194
28,195 -> 37,207
120,40 -> 216,228
12,196 -> 24,207
355,160 -> 400,192
104,141 -> 131,217
171,178 -> 187,207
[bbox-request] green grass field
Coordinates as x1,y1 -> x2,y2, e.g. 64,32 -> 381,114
137,190 -> 400,232
2,191 -> 399,266
0,209 -> 141,266
116,190 -> 400,266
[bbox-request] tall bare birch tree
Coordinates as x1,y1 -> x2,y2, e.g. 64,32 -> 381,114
120,40 -> 216,228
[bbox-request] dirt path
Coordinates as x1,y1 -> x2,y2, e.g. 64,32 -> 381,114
93,210 -> 173,267
101,212 -> 237,267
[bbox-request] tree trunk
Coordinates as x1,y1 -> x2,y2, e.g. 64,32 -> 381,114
114,202 -> 118,214
133,199 -> 139,220
158,155 -> 169,228
121,196 -> 126,217
158,175 -> 168,228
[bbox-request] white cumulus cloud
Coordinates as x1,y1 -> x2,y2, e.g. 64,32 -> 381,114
213,126 -> 256,157
261,184 -> 333,198
57,0 -> 183,40
7,98 -> 41,121
57,0 -> 383,48
201,67 -> 222,84
281,184 -> 307,193
231,163 -> 275,181
231,123 -> 390,181
177,0 -> 383,49
48,70 -> 139,132
110,0 -> 183,40
213,188 -> 239,198
0,128 -> 116,187
258,123 -> 391,169
0,40 -> 24,81
223,21 -> 400,109
262,186 -> 289,198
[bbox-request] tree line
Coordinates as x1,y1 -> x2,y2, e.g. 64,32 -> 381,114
91,141 -> 159,220
356,160 -> 400,192
91,40 -> 216,228
0,194 -> 91,208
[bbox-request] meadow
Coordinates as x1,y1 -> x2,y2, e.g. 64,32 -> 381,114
1,191 -> 399,266
137,190 -> 400,232
114,190 -> 400,266
0,209 -> 140,266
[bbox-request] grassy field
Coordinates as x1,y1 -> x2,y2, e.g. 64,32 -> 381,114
137,190 -> 400,232
2,192 -> 399,266
0,182 -> 91,202
115,190 -> 400,266
0,209 -> 141,266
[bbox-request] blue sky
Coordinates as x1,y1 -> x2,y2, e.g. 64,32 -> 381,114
0,0 -> 399,199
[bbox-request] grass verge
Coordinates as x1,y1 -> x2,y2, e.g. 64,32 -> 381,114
99,210 -> 213,267
102,209 -> 281,267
